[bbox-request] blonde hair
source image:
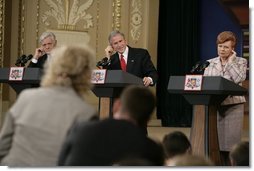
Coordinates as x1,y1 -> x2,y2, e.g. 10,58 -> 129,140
41,45 -> 95,99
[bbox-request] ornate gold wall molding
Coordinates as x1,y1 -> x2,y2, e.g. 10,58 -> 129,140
112,0 -> 121,30
18,0 -> 25,56
0,0 -> 4,67
36,0 -> 40,46
0,0 -> 4,124
130,0 -> 142,42
42,0 -> 94,31
95,0 -> 99,54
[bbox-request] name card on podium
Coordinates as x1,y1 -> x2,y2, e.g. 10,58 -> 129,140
9,67 -> 24,81
184,75 -> 203,91
91,69 -> 106,84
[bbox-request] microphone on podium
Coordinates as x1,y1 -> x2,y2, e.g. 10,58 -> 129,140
15,54 -> 33,66
96,57 -> 111,68
190,61 -> 210,74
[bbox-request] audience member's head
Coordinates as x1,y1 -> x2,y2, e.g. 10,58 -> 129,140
113,85 -> 156,127
229,141 -> 249,166
41,45 -> 95,99
169,154 -> 214,166
162,131 -> 192,161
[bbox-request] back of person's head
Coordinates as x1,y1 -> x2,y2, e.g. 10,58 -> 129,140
162,131 -> 192,159
229,141 -> 249,166
119,85 -> 156,127
216,31 -> 237,48
39,31 -> 56,44
41,45 -> 95,99
169,154 -> 214,166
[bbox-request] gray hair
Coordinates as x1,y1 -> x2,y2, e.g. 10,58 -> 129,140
39,32 -> 56,44
108,30 -> 125,44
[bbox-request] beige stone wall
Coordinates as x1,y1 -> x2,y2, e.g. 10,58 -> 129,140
0,0 -> 159,125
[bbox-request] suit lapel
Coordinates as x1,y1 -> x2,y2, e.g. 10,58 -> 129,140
127,47 -> 135,72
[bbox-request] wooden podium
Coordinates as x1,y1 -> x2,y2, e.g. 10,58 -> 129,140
91,70 -> 143,119
167,76 -> 247,165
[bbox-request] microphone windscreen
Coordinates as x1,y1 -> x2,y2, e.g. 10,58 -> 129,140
27,54 -> 33,60
190,61 -> 201,73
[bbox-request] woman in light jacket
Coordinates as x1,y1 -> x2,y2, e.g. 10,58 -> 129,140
204,31 -> 247,165
0,45 -> 98,166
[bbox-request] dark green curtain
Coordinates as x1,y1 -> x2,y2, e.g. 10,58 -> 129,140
156,0 -> 200,127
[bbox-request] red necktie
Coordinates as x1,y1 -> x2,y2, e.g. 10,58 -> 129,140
120,54 -> 126,71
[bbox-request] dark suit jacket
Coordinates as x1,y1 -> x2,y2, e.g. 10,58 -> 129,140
105,46 -> 158,85
27,54 -> 48,69
58,119 -> 164,166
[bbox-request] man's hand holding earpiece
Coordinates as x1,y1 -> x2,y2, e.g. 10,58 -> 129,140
33,47 -> 45,60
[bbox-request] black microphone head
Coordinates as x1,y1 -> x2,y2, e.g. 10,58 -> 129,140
96,57 -> 109,67
190,61 -> 202,73
15,55 -> 26,66
22,54 -> 33,64
199,61 -> 210,70
26,54 -> 33,60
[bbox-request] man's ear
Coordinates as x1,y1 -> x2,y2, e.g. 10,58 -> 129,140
112,98 -> 121,114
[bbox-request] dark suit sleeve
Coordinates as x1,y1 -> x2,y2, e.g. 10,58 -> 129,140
27,54 -> 47,69
141,50 -> 158,85
58,116 -> 99,166
57,122 -> 77,166
27,61 -> 38,68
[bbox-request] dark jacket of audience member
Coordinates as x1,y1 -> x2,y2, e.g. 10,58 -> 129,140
58,85 -> 165,166
58,119 -> 164,166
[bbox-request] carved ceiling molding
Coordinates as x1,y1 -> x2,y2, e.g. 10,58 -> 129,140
42,0 -> 94,31
130,0 -> 142,42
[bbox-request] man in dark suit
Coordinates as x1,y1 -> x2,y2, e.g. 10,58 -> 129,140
103,30 -> 158,86
28,32 -> 57,69
58,85 -> 165,166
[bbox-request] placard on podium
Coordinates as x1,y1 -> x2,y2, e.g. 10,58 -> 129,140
0,68 -> 143,119
0,68 -> 42,94
91,70 -> 143,119
167,76 -> 247,165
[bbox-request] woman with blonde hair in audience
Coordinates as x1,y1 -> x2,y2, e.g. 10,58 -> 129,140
0,45 -> 98,166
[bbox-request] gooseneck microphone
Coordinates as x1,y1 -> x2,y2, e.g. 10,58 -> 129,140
198,61 -> 210,72
190,61 -> 202,74
96,57 -> 111,68
190,61 -> 210,74
15,55 -> 26,66
15,54 -> 33,66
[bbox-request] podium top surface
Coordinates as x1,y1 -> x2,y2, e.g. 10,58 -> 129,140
168,76 -> 247,95
94,70 -> 143,87
0,68 -> 42,84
